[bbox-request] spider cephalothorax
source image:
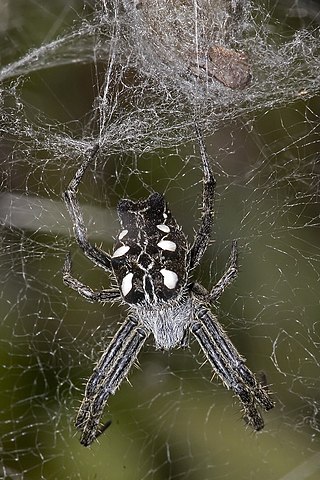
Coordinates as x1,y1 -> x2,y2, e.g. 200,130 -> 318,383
63,128 -> 274,447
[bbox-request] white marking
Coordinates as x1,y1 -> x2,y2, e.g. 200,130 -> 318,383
118,229 -> 128,240
163,212 -> 168,219
160,269 -> 178,289
156,224 -> 170,233
157,240 -> 176,252
112,245 -> 130,258
143,274 -> 156,302
121,272 -> 133,296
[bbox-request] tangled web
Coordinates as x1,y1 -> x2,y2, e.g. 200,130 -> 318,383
1,1 -> 320,479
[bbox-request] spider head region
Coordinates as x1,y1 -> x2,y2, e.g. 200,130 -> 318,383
111,192 -> 189,306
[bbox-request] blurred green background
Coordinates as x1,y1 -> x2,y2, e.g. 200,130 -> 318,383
1,1 -> 320,479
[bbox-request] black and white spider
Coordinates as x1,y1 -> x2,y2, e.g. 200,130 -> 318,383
63,129 -> 274,447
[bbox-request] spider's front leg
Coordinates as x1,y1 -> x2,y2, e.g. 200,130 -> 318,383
194,305 -> 274,411
191,302 -> 274,430
76,315 -> 149,447
191,318 -> 266,431
64,145 -> 112,273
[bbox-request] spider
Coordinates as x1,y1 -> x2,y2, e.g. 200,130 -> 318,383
63,129 -> 274,447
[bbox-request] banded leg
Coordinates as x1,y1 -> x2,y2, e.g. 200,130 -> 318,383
191,321 -> 265,431
195,305 -> 274,412
76,317 -> 148,446
189,126 -> 216,269
63,253 -> 121,302
76,316 -> 139,411
64,145 -> 112,272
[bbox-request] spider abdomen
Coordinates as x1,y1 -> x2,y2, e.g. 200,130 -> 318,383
111,192 -> 189,305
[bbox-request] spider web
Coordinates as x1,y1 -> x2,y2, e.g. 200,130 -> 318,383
1,1 -> 320,479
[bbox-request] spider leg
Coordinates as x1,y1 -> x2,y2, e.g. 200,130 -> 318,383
75,316 -> 149,446
63,253 -> 121,302
189,125 -> 216,270
209,240 -> 238,302
191,308 -> 273,431
191,321 -> 264,430
77,316 -> 140,408
194,304 -> 274,412
191,241 -> 238,305
64,146 -> 112,272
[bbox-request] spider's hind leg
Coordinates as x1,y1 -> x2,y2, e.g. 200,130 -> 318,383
189,126 -> 216,270
64,145 -> 113,273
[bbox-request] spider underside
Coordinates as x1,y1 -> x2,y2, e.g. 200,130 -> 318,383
63,130 -> 274,447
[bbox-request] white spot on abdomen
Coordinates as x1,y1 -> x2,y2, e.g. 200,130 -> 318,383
121,272 -> 133,296
112,245 -> 130,258
160,269 -> 178,289
118,229 -> 128,240
157,240 -> 176,252
156,224 -> 170,233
